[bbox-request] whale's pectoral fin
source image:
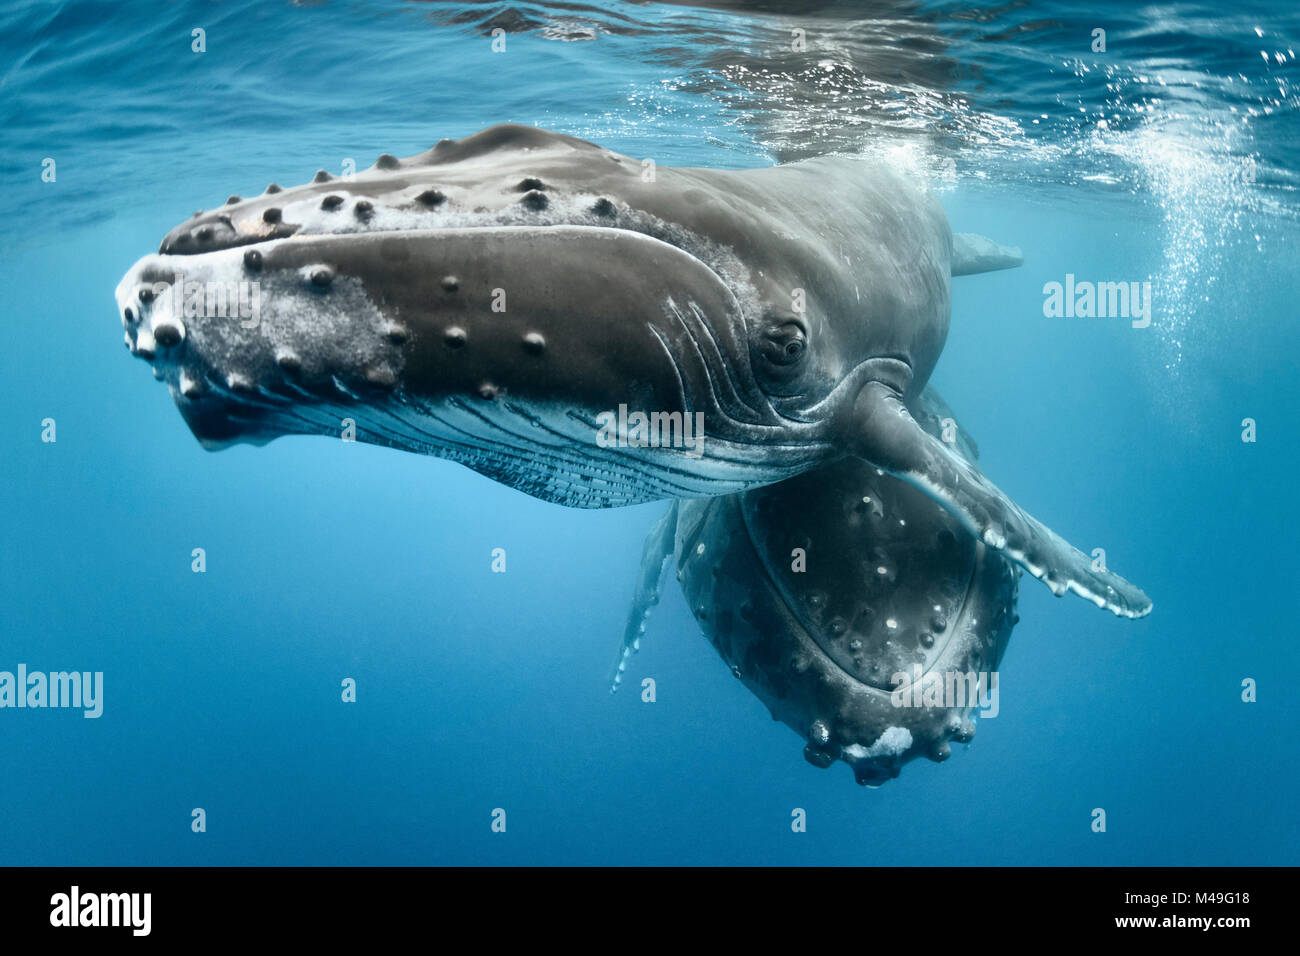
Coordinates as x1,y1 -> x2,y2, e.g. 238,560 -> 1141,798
847,382 -> 1152,618
610,501 -> 680,692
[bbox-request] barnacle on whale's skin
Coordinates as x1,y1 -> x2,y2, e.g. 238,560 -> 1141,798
613,388 -> 1020,787
114,123 -> 1150,619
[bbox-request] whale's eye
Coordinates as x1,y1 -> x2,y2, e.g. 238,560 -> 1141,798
760,321 -> 807,367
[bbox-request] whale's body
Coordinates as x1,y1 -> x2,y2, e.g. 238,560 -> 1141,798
114,124 -> 1151,619
613,389 -> 1018,786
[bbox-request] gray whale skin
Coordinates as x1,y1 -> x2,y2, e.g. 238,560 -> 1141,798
113,124 -> 1151,784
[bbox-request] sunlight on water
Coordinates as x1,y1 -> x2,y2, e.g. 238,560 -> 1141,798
1102,129 -> 1234,372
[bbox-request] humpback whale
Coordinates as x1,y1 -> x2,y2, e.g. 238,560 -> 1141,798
114,123 -> 1150,618
613,388 -> 1019,786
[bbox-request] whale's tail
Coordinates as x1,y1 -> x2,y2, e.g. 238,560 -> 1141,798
951,233 -> 1023,276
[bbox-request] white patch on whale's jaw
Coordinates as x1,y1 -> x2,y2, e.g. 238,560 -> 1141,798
115,243 -> 404,448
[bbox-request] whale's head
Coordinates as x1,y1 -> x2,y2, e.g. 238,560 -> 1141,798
115,124 -> 931,505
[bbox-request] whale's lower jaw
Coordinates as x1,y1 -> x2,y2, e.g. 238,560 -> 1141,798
172,375 -> 820,508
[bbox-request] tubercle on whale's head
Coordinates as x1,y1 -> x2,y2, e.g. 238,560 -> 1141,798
114,243 -> 409,449
152,125 -> 612,257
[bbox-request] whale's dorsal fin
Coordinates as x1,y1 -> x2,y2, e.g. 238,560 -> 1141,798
952,233 -> 1023,276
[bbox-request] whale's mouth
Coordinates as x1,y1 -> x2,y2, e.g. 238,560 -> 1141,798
114,217 -> 818,505
113,127 -> 838,502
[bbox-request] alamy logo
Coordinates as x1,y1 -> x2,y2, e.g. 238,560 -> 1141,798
890,666 -> 999,718
595,404 -> 706,459
50,886 -> 151,936
0,665 -> 103,718
1042,274 -> 1152,328
145,270 -> 261,328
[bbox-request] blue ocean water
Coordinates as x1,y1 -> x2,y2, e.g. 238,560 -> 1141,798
1,0 -> 1297,865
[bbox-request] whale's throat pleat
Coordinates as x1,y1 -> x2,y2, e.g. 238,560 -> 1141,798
210,388 -> 807,509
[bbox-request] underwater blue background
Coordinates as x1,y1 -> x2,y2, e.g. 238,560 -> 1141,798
1,0 -> 1297,865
